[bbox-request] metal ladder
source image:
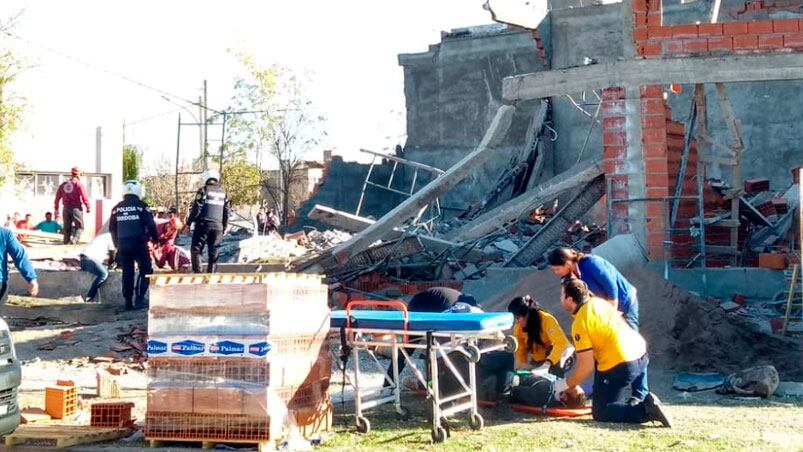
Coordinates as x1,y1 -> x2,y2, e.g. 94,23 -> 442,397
782,264 -> 803,335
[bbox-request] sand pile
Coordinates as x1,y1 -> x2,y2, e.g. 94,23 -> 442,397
478,265 -> 803,379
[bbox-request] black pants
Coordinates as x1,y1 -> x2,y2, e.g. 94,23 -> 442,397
592,354 -> 650,423
191,224 -> 223,273
62,207 -> 84,245
117,243 -> 152,309
0,282 -> 7,308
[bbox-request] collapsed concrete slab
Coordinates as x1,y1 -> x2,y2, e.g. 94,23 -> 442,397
450,160 -> 604,243
331,105 -> 517,264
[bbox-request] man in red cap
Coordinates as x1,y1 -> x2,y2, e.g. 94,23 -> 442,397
54,167 -> 91,244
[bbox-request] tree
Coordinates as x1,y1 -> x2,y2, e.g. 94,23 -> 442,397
122,144 -> 143,181
222,160 -> 261,207
141,156 -> 196,215
0,14 -> 26,190
225,51 -> 326,223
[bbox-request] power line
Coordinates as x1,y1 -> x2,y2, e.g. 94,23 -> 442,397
125,107 -> 184,127
2,30 -> 223,114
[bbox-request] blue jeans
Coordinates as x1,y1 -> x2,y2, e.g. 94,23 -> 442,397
592,354 -> 649,424
622,296 -> 648,400
80,255 -> 108,300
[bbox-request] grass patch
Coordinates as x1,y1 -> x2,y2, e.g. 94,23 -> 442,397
321,397 -> 803,451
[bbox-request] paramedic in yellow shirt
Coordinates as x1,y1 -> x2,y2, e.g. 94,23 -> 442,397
553,278 -> 672,427
507,295 -> 574,376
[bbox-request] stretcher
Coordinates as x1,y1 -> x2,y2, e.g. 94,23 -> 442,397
331,301 -> 516,443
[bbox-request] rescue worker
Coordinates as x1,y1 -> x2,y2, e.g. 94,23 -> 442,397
0,227 -> 38,306
109,180 -> 158,310
507,295 -> 573,377
547,247 -> 648,400
186,169 -> 229,273
553,278 -> 672,428
54,167 -> 91,244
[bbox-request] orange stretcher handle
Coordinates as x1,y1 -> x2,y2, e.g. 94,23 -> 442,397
345,300 -> 409,342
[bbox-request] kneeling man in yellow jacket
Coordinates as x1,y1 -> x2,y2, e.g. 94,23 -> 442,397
553,278 -> 672,427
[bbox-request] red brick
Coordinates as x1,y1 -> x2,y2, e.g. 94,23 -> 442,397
634,28 -> 649,42
603,131 -> 627,146
603,116 -> 627,131
733,34 -> 759,50
748,20 -> 775,35
643,143 -> 668,158
604,145 -> 627,160
642,128 -> 667,144
640,85 -> 664,97
634,12 -> 648,27
671,24 -> 699,38
645,158 -> 668,174
759,34 -> 784,50
773,19 -> 799,33
604,159 -> 627,175
646,202 -> 666,218
784,33 -> 803,48
647,12 -> 662,27
642,41 -> 662,57
632,0 -> 648,12
641,98 -> 665,114
665,122 -> 685,136
723,22 -> 749,35
646,186 -> 669,198
647,26 -> 673,39
683,38 -> 709,53
698,23 -> 723,36
602,87 -> 625,101
645,172 -> 669,187
708,36 -> 734,51
601,100 -> 626,117
663,39 -> 685,54
642,114 -> 666,129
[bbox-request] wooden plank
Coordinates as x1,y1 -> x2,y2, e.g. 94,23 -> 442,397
699,133 -> 736,156
6,426 -> 132,449
714,83 -> 744,153
783,264 -> 799,335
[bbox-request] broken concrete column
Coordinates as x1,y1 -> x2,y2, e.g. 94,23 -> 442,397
332,105 -> 516,264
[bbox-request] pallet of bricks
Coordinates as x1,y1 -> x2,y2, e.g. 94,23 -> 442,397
144,273 -> 332,449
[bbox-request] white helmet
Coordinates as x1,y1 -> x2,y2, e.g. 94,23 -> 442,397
122,180 -> 144,198
202,168 -> 220,183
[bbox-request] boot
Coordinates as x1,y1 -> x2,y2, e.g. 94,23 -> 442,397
644,392 -> 673,428
124,297 -> 134,311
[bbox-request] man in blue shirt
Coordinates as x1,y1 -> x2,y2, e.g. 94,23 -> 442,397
0,227 -> 39,306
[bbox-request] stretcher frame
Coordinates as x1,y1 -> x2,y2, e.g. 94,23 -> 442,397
334,301 -> 516,443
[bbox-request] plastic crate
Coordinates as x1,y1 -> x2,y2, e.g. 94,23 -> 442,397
44,385 -> 77,419
144,412 -> 271,441
91,402 -> 134,428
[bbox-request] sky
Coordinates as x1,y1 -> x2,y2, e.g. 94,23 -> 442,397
3,0 -> 492,174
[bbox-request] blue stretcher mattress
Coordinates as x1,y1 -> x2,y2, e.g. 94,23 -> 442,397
330,310 -> 513,332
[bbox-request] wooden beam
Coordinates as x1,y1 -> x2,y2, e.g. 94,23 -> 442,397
714,83 -> 744,153
331,105 -> 516,264
503,53 -> 803,101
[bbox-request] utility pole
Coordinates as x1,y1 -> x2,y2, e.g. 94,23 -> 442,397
198,95 -> 204,165
203,79 -> 209,170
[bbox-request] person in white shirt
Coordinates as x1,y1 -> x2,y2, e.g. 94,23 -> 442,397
79,232 -> 116,303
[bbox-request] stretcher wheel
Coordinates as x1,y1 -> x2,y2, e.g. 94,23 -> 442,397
356,416 -> 370,434
439,417 -> 451,437
396,405 -> 411,420
431,426 -> 448,443
504,335 -> 518,353
466,344 -> 481,363
469,412 -> 484,430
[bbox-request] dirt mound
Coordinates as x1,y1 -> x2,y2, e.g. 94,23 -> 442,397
479,266 -> 803,379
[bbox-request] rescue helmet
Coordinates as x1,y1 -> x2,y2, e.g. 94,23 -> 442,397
122,180 -> 144,198
201,168 -> 220,184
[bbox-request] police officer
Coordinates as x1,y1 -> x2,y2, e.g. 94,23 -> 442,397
109,180 -> 158,310
187,169 -> 229,273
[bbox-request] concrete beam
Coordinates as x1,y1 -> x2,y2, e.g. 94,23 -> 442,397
308,204 -> 496,263
331,105 -> 516,264
450,160 -> 605,243
503,53 -> 803,102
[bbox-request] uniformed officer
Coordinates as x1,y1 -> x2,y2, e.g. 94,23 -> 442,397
187,169 -> 229,273
109,180 -> 158,310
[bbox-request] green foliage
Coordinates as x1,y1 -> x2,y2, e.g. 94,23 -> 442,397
122,144 -> 143,182
222,159 -> 261,207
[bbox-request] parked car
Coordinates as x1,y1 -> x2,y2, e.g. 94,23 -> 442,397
0,318 -> 20,436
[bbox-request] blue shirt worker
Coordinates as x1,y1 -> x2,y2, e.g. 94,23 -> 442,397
0,228 -> 39,306
553,278 -> 671,428
186,169 -> 230,273
34,212 -> 64,234
109,181 -> 158,310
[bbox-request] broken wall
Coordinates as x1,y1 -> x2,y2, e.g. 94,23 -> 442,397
398,25 -> 549,210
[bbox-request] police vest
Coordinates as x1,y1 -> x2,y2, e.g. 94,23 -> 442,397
114,202 -> 146,239
199,185 -> 226,223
